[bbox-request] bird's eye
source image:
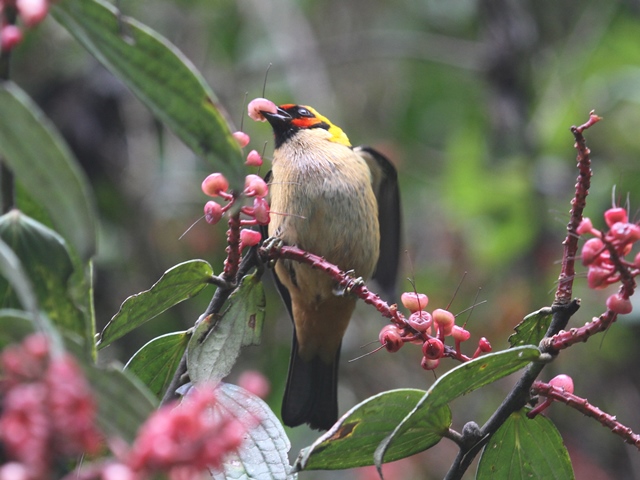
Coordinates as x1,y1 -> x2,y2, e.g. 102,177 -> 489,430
297,107 -> 313,117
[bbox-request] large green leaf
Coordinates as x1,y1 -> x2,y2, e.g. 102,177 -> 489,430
98,259 -> 214,348
477,409 -> 574,480
52,0 -> 245,188
0,82 -> 96,261
509,307 -> 553,348
187,273 -> 265,385
375,346 -> 540,467
212,383 -> 295,480
0,211 -> 86,339
293,389 -> 450,472
125,331 -> 190,399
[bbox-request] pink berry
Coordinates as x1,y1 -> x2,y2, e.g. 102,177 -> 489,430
238,370 -> 270,399
451,325 -> 471,342
548,374 -> 574,394
379,325 -> 404,353
245,150 -> 263,167
478,337 -> 492,352
204,201 -> 223,224
581,237 -> 604,266
252,197 -> 270,225
587,265 -> 614,290
232,131 -> 250,148
606,292 -> 633,315
422,338 -> 444,360
634,251 -> 640,269
400,292 -> 428,313
576,217 -> 594,235
22,333 -> 49,360
240,229 -> 262,248
248,98 -> 278,122
432,308 -> 455,336
604,207 -> 628,227
407,310 -> 432,332
0,25 -> 23,52
16,0 -> 48,27
421,357 -> 440,371
202,173 -> 229,197
609,222 -> 640,244
244,174 -> 268,198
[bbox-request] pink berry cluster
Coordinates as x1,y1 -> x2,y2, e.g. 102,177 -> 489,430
200,125 -> 272,249
378,292 -> 492,370
1,0 -> 52,52
527,374 -> 574,419
0,334 -> 102,479
115,387 -> 245,479
578,207 -> 640,314
201,170 -> 269,249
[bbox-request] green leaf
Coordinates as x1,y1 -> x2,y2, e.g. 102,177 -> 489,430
0,310 -> 35,348
0,234 -> 65,351
187,273 -> 265,385
509,307 -> 553,348
294,389 -> 450,472
99,260 -> 214,348
0,82 -> 96,261
125,331 -> 190,399
477,409 -> 574,480
212,383 -> 296,480
0,235 -> 38,318
52,0 -> 245,188
376,346 -> 540,467
84,364 -> 157,443
0,211 -> 86,339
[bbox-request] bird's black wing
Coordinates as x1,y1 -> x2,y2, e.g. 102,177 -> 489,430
355,146 -> 402,302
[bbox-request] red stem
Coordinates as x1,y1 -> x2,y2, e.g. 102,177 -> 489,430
555,112 -> 601,305
532,380 -> 640,449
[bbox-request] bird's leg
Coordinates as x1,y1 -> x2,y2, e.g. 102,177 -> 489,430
260,236 -> 284,268
333,269 -> 365,297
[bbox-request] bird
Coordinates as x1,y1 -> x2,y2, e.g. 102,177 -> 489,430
259,102 -> 401,430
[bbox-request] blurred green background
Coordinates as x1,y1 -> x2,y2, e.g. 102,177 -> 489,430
10,0 -> 640,478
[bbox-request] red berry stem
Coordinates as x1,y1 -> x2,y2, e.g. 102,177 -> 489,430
542,308 -> 616,351
555,111 -> 601,305
263,244 -> 399,320
531,380 -> 640,449
222,208 -> 242,282
261,244 -> 475,363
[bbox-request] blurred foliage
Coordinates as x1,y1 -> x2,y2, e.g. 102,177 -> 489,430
8,0 -> 640,477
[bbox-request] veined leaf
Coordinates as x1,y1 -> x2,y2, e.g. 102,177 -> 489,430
187,273 -> 265,385
294,389 -> 450,472
477,409 -> 574,480
125,331 -> 190,399
52,0 -> 245,188
0,82 -> 96,261
99,260 -> 213,348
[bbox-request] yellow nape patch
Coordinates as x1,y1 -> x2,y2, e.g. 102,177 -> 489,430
304,106 -> 352,147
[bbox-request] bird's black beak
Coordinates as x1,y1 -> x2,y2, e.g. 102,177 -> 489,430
261,107 -> 292,127
261,107 -> 294,148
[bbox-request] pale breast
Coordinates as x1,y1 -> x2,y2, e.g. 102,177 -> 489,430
268,137 -> 379,279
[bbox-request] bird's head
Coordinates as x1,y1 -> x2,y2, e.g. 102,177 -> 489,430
261,104 -> 351,149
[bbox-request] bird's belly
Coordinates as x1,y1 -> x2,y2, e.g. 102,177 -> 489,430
269,179 -> 379,280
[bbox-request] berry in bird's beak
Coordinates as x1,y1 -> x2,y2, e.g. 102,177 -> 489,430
260,107 -> 292,126
248,97 -> 278,122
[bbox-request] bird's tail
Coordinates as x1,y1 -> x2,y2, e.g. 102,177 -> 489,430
281,331 -> 340,431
